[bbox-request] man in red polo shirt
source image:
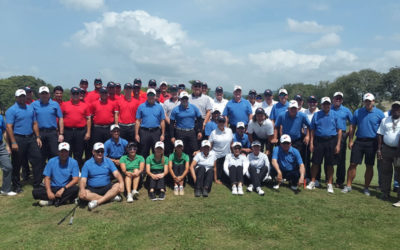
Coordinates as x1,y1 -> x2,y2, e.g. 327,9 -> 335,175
62,87 -> 91,168
117,83 -> 139,142
79,79 -> 89,101
53,86 -> 64,105
134,78 -> 147,101
107,81 -> 120,104
115,83 -> 122,99
159,81 -> 171,102
85,78 -> 103,104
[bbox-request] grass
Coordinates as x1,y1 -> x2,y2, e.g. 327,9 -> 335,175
1,152 -> 400,249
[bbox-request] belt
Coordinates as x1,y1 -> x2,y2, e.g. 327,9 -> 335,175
176,127 -> 194,132
357,138 -> 376,142
94,124 -> 111,128
108,157 -> 120,160
65,127 -> 85,130
14,134 -> 34,138
316,135 -> 336,140
383,143 -> 398,150
39,128 -> 57,132
119,123 -> 135,127
140,127 -> 160,131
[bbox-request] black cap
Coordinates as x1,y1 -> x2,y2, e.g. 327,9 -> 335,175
71,87 -> 80,94
24,86 -> 32,93
124,83 -> 133,89
192,80 -> 202,87
264,89 -> 273,96
134,78 -> 142,85
248,89 -> 257,96
169,84 -> 178,92
178,84 -> 186,90
79,88 -> 86,94
308,95 -> 317,102
127,142 -> 138,149
215,86 -> 223,93
133,82 -> 141,89
115,82 -> 121,88
94,78 -> 102,84
99,87 -> 108,94
256,94 -> 262,100
294,94 -> 302,101
148,79 -> 157,87
255,107 -> 265,115
217,116 -> 226,123
202,82 -> 208,88
107,81 -> 115,88
80,79 -> 88,84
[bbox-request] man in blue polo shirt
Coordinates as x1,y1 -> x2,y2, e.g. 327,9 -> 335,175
204,109 -> 220,138
135,88 -> 165,159
307,97 -> 343,193
233,122 -> 251,154
223,85 -> 252,133
104,125 -> 128,168
31,86 -> 64,167
0,114 -> 15,196
6,89 -> 42,193
342,93 -> 385,196
269,89 -> 289,123
270,134 -> 305,191
331,92 -> 353,188
32,142 -> 79,206
170,91 -> 202,158
79,142 -> 124,210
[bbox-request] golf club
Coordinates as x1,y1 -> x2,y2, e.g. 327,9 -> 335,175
58,204 -> 78,225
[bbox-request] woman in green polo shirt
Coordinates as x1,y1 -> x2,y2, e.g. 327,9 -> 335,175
146,141 -> 169,201
120,142 -> 145,203
168,140 -> 190,196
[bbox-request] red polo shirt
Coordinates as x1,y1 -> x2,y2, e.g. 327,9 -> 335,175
117,96 -> 140,124
62,100 -> 90,128
26,99 -> 35,105
90,100 -> 117,125
85,90 -> 100,104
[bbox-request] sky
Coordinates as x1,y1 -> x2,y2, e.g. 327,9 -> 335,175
0,0 -> 399,93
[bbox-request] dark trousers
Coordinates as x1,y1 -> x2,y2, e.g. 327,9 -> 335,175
21,157 -> 30,180
12,135 -> 42,188
380,144 -> 400,197
92,126 -> 111,146
216,157 -> 226,181
270,168 -> 300,186
119,124 -> 135,143
149,177 -> 165,190
175,129 -> 198,158
172,163 -> 186,177
229,165 -> 244,184
39,129 -> 58,166
64,127 -> 86,168
164,124 -> 173,156
292,138 -> 306,162
248,166 -> 269,188
32,185 -> 79,205
195,166 -> 213,191
333,133 -> 347,185
139,128 -> 161,159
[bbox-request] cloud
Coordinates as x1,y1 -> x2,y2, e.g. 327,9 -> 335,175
202,49 -> 243,65
310,3 -> 330,11
287,18 -> 342,34
60,0 -> 105,10
309,33 -> 341,49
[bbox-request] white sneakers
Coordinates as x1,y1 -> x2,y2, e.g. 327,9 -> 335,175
132,190 -> 139,199
341,186 -> 352,193
273,184 -> 280,190
393,201 -> 400,207
327,184 -> 334,194
306,181 -> 315,190
127,193 -> 133,203
363,188 -> 370,196
247,184 -> 254,192
179,186 -> 184,196
39,200 -> 54,207
88,200 -> 98,211
1,190 -> 17,196
174,186 -> 179,196
113,195 -> 122,202
232,185 -> 238,195
237,186 -> 244,195
256,187 -> 265,196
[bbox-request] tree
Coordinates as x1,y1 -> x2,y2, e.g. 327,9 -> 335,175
382,67 -> 400,101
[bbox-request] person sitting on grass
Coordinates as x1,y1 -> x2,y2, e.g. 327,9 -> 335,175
32,142 -> 79,206
104,125 -> 128,170
223,142 -> 249,195
79,142 -> 124,211
168,140 -> 190,196
247,140 -> 270,196
270,134 -> 305,191
190,140 -> 217,197
120,142 -> 144,203
233,122 -> 252,154
146,141 -> 169,201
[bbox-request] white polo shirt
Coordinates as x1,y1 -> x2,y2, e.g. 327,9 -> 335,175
209,127 -> 233,159
212,97 -> 228,113
189,94 -> 213,119
302,108 -> 319,129
193,150 -> 216,171
248,152 -> 270,170
261,100 -> 277,117
247,119 -> 274,139
250,101 -> 261,114
377,116 -> 400,147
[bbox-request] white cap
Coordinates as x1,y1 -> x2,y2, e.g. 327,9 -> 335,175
93,142 -> 104,150
280,134 -> 291,143
232,141 -> 242,148
147,88 -> 156,95
15,89 -> 26,97
321,97 -> 331,104
363,93 -> 375,101
279,88 -> 288,95
201,140 -> 211,148
236,121 -> 245,128
333,92 -> 343,97
155,141 -> 164,149
110,124 -> 120,131
174,140 -> 184,147
251,140 -> 261,147
179,91 -> 189,99
58,142 -> 70,151
233,85 -> 242,91
39,86 -> 50,93
160,81 -> 167,86
288,100 -> 299,108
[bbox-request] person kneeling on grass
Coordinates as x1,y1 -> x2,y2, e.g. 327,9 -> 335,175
223,142 -> 249,195
168,140 -> 190,196
247,140 -> 270,196
120,142 -> 144,203
79,142 -> 124,211
190,140 -> 217,197
32,142 -> 79,206
270,134 -> 305,191
146,141 -> 169,201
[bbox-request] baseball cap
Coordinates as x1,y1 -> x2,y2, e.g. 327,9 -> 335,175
147,88 -> 156,96
308,96 -> 317,102
201,140 -> 211,148
79,88 -> 86,94
15,89 -> 26,97
127,142 -> 138,149
107,81 -> 115,88
248,89 -> 257,96
264,89 -> 273,96
174,140 -> 184,147
178,84 -> 186,90
233,85 -> 242,92
217,116 -> 226,123
80,79 -> 88,84
255,107 -> 265,114
93,142 -> 105,150
169,84 -> 178,92
392,101 -> 400,107
160,81 -> 167,86
280,134 -> 291,144
133,82 -> 141,89
202,82 -> 208,88
236,121 -> 245,128
333,92 -> 344,98
24,86 -> 32,93
70,87 -> 80,94
179,91 -> 189,99
58,142 -> 70,151
134,78 -> 142,85
294,94 -> 302,101
110,124 -> 120,131
124,83 -> 133,89
363,93 -> 375,101
215,86 -> 223,93
115,82 -> 121,88
99,87 -> 108,94
288,100 -> 299,108
94,78 -> 102,84
251,140 -> 261,147
232,142 -> 242,148
155,141 -> 164,149
321,97 -> 331,104
148,79 -> 157,87
192,80 -> 202,87
279,89 -> 288,95
39,86 -> 50,94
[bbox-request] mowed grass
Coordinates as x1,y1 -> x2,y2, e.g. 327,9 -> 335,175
1,151 -> 400,249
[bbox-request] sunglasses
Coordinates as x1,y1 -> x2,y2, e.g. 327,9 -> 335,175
127,147 -> 137,151
95,149 -> 104,154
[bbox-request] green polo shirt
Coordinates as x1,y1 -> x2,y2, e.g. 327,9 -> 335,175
168,152 -> 189,165
146,155 -> 169,171
120,154 -> 145,172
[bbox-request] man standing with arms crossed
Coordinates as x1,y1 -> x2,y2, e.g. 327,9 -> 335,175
223,85 -> 252,133
117,83 -> 139,143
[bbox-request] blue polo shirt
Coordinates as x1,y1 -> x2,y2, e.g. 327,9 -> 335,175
81,157 -> 117,188
272,146 -> 303,172
310,110 -> 342,137
270,101 -> 289,121
223,98 -> 252,126
5,103 -> 36,135
104,137 -> 128,159
233,133 -> 251,148
31,99 -> 62,129
0,115 -> 5,141
43,156 -> 79,187
170,104 -> 201,129
331,105 -> 353,130
275,112 -> 310,141
136,101 -> 165,128
352,107 -> 384,139
205,120 -> 218,137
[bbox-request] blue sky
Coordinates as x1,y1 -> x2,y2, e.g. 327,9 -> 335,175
0,0 -> 399,92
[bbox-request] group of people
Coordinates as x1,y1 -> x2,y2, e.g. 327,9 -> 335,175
0,78 -> 399,210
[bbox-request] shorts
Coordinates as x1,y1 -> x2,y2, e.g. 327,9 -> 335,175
87,183 -> 113,196
312,136 -> 337,166
350,138 -> 377,166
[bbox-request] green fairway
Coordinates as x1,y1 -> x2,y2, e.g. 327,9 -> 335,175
1,161 -> 399,249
